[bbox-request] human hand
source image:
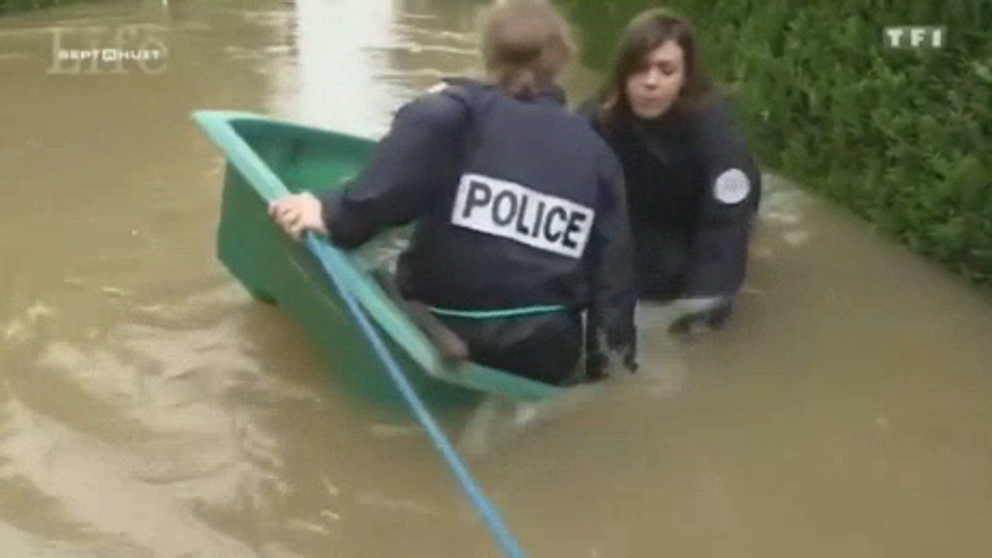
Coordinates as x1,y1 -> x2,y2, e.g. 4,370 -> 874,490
267,192 -> 327,240
585,346 -> 638,383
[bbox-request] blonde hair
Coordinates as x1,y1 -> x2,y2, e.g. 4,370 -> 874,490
479,0 -> 577,99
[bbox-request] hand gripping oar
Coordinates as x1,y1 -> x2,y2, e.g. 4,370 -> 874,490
302,232 -> 528,558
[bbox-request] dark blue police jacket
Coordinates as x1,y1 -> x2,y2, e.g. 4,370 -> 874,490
319,78 -> 638,374
579,93 -> 762,301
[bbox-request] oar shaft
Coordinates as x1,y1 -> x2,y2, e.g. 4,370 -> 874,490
304,233 -> 528,558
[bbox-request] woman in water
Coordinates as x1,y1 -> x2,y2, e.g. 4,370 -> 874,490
580,8 -> 761,334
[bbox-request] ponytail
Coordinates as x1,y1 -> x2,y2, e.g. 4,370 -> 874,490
503,68 -> 538,99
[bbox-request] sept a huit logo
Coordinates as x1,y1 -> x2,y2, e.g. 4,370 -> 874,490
47,24 -> 169,75
883,26 -> 946,49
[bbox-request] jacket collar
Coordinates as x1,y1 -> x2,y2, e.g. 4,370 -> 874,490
440,77 -> 567,106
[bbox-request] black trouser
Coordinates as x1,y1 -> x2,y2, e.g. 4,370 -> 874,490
438,310 -> 584,387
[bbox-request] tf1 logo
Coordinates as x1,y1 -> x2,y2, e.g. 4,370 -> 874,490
883,26 -> 946,50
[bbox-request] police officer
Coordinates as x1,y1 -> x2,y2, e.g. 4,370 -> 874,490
579,8 -> 761,333
269,0 -> 638,385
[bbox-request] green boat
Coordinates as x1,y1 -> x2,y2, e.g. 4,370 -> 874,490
192,110 -> 563,412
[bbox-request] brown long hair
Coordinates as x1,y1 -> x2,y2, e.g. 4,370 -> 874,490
596,8 -> 714,128
479,0 -> 577,100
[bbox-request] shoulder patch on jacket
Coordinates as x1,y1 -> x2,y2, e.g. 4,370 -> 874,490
713,168 -> 750,204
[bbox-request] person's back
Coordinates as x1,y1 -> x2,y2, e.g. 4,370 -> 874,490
398,80 -> 624,313
268,0 -> 638,385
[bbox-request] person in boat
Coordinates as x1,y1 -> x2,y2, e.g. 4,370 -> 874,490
578,8 -> 761,334
268,0 -> 638,385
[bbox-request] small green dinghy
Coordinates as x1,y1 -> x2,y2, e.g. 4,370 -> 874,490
192,110 -> 563,409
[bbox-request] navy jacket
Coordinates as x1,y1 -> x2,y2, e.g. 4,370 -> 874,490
319,79 -> 638,376
580,94 -> 761,300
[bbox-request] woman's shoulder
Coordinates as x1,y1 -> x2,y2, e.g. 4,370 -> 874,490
687,89 -> 749,138
393,79 -> 481,130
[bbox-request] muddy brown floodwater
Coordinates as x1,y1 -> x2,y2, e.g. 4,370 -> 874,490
1,0 -> 990,557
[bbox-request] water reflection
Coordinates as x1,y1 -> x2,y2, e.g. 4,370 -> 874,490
270,0 -> 599,135
271,0 -> 402,136
1,0 -> 990,557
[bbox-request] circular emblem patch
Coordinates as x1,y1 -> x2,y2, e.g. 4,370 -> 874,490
713,169 -> 750,205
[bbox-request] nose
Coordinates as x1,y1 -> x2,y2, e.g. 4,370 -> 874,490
642,67 -> 661,88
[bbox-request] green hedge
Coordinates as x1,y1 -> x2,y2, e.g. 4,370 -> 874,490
564,0 -> 992,285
